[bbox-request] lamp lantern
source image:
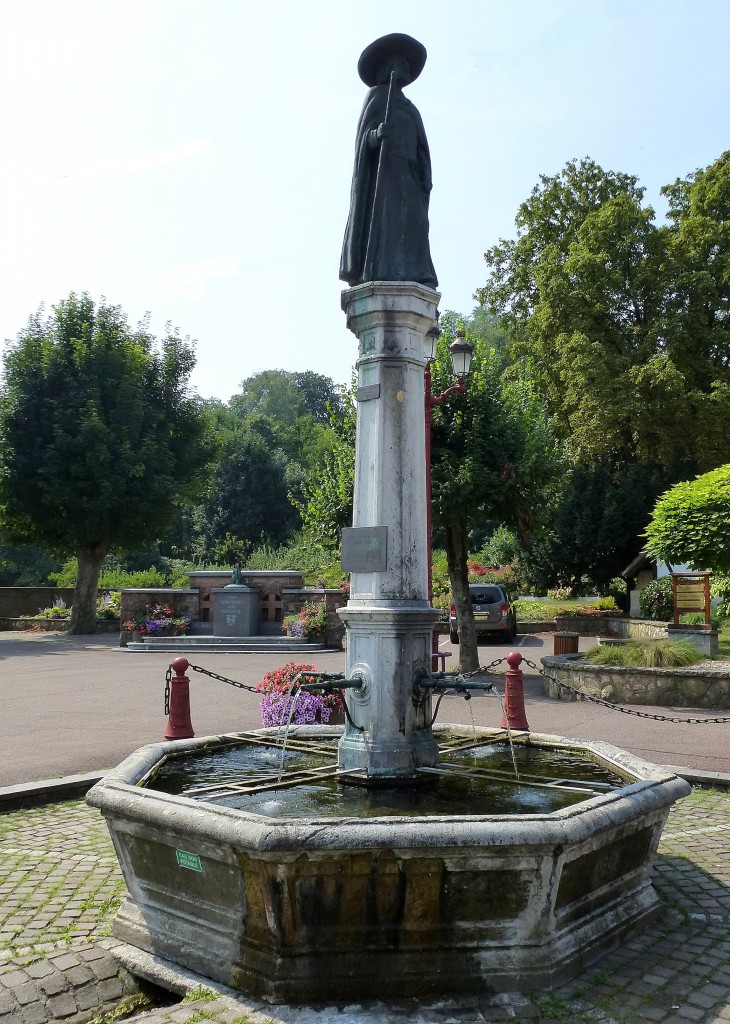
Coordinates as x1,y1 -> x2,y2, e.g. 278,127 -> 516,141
449,332 -> 474,379
425,322 -> 441,362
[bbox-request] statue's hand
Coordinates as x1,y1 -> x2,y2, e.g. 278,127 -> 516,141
368,123 -> 391,149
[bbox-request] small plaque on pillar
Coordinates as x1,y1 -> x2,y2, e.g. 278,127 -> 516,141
356,383 -> 380,402
342,527 -> 388,572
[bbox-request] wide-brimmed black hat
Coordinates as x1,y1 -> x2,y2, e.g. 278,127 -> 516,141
357,33 -> 427,87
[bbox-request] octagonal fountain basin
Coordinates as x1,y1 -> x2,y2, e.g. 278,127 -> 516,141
86,725 -> 689,1004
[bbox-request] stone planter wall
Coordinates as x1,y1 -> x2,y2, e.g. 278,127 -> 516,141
282,588 -> 347,649
119,589 -> 199,625
0,587 -> 79,616
554,614 -> 687,639
542,653 -> 730,709
517,619 -> 559,634
554,615 -> 718,656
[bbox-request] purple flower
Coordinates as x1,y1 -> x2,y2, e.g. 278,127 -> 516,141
259,691 -> 333,728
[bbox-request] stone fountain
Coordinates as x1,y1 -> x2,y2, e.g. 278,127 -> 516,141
87,33 -> 689,1006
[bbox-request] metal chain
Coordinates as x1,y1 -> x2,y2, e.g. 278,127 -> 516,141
541,670 -> 730,725
164,657 -> 730,726
459,657 -> 507,679
457,655 -> 540,679
188,664 -> 259,693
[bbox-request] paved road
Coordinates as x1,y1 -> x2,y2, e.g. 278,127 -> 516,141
1,630 -> 729,787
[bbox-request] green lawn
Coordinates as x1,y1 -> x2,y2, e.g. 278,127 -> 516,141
514,598 -> 610,622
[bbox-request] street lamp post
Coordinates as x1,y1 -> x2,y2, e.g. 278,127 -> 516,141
424,328 -> 474,670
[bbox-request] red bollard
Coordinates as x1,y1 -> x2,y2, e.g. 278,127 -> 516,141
164,657 -> 195,740
500,650 -> 530,731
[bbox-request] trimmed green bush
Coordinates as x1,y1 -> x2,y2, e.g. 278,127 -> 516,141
645,464 -> 730,573
604,576 -> 629,611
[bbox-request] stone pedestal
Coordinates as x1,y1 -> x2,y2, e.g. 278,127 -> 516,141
339,282 -> 441,779
212,586 -> 259,637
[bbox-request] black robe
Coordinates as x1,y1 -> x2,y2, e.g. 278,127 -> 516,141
340,84 -> 438,288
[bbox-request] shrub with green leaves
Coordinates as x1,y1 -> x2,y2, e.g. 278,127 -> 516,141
584,637 -> 704,668
473,526 -> 524,567
710,573 -> 730,621
245,533 -> 347,589
50,557 -> 169,589
680,611 -> 721,629
645,464 -> 730,573
639,577 -> 674,621
431,549 -> 451,614
604,576 -> 629,611
34,599 -> 71,620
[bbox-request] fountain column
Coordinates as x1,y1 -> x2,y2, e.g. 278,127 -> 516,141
338,281 -> 441,780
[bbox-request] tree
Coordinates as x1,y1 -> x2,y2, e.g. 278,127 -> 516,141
661,151 -> 730,393
0,537 -> 61,586
229,369 -> 343,426
430,313 -> 562,671
644,464 -> 730,572
295,384 -> 357,546
201,422 -> 299,560
475,156 -> 730,471
526,461 -> 668,591
0,293 -> 211,632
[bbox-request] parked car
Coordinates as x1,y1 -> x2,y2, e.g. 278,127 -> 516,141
449,584 -> 518,644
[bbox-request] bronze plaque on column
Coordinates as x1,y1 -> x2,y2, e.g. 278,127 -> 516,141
341,527 -> 388,572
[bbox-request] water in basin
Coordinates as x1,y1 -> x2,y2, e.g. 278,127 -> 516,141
144,736 -> 627,817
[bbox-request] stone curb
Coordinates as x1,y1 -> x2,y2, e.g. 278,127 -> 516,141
660,764 -> 730,789
0,772 -> 108,811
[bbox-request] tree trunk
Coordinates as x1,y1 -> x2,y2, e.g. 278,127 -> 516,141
69,543 -> 109,634
444,516 -> 479,673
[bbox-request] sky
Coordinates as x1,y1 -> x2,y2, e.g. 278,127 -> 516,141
2,0 -> 729,403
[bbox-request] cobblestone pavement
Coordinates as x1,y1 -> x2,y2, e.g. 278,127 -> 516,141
0,788 -> 728,1024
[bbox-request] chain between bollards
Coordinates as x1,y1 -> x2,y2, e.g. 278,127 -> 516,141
163,663 -> 367,736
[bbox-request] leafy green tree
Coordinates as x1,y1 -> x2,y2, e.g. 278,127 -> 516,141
430,313 -> 562,671
644,464 -> 730,572
475,156 -> 730,471
295,385 -> 357,546
0,293 -> 210,632
526,461 -> 668,591
201,422 -> 299,560
0,538 -> 61,586
661,151 -> 730,392
229,369 -> 343,426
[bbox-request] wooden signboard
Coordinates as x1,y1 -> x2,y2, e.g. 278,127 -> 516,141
671,572 -> 711,630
